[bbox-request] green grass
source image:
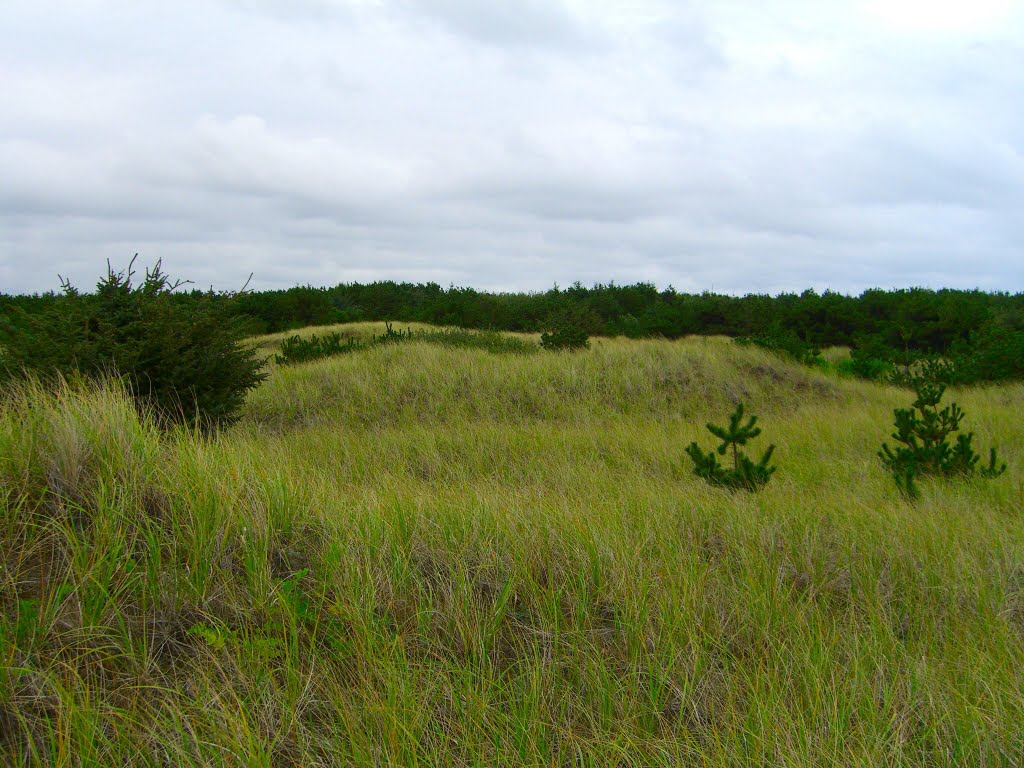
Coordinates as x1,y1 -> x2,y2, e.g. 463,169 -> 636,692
273,324 -> 538,366
2,330 -> 1023,765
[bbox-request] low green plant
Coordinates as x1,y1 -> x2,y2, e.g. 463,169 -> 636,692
540,325 -> 590,351
886,357 -> 959,389
845,335 -> 902,382
278,568 -> 313,625
275,332 -> 362,365
186,622 -> 234,652
879,382 -> 1006,499
839,352 -> 894,382
373,321 -> 414,345
685,403 -> 776,491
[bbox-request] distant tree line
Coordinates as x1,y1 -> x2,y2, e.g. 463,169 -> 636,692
4,280 -> 1023,381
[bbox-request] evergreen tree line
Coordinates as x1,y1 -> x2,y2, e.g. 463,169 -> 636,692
4,280 -> 1023,382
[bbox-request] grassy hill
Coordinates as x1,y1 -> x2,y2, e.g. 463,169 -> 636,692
2,327 -> 1023,765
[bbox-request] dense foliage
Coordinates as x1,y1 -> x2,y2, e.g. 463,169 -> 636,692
879,383 -> 1006,499
685,404 -> 776,491
734,329 -> 822,366
5,280 -> 1023,382
0,259 -> 266,427
950,323 -> 1024,384
540,324 -> 590,351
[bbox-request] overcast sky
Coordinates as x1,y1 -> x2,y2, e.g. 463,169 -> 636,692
2,0 -> 1023,296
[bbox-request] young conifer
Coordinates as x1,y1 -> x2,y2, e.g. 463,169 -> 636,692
686,403 -> 776,492
879,382 -> 1006,499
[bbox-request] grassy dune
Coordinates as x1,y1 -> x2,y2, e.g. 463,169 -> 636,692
2,330 -> 1023,766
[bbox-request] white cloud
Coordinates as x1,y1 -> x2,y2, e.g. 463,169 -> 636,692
863,0 -> 1017,33
1,0 -> 1022,295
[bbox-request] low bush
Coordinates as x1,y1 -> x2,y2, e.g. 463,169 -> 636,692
836,352 -> 894,382
540,325 -> 590,351
0,258 -> 266,428
275,332 -> 362,365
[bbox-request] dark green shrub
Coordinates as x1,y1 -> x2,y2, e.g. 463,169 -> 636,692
879,382 -> 1006,499
845,333 -> 969,386
887,357 -> 959,389
540,325 -> 590,351
735,330 -> 821,366
832,355 -> 893,381
846,341 -> 897,381
275,332 -> 362,365
685,404 -> 776,492
951,324 -> 1024,384
373,321 -> 414,345
847,332 -> 916,379
0,258 -> 267,428
609,313 -> 645,338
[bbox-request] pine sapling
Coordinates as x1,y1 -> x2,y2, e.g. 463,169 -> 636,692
879,382 -> 1006,499
373,321 -> 413,345
686,403 -> 776,491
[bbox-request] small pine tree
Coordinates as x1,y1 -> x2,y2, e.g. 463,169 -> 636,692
275,332 -> 362,365
373,321 -> 414,345
685,403 -> 776,491
879,382 -> 1006,499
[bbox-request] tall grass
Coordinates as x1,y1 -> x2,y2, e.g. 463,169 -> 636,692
273,324 -> 537,366
1,333 -> 1023,765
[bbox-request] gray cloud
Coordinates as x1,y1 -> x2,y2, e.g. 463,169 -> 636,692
2,0 -> 1023,296
400,0 -> 595,50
